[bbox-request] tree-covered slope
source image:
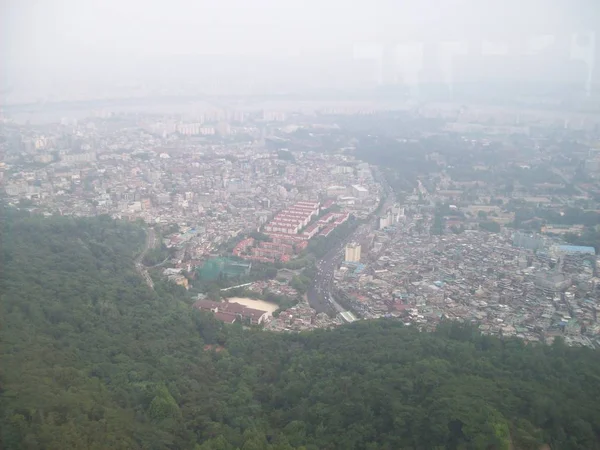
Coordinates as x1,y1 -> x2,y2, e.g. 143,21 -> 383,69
0,210 -> 224,449
1,210 -> 600,450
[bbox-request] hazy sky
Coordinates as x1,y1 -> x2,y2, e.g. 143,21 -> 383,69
4,0 -> 376,64
5,0 -> 594,64
2,0 -> 598,101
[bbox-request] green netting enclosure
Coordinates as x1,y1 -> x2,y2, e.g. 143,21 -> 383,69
197,257 -> 252,281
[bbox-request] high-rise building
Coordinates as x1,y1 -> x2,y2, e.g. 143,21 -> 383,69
379,215 -> 391,230
345,243 -> 361,263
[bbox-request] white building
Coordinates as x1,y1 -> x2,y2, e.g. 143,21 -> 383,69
345,242 -> 361,263
351,185 -> 368,198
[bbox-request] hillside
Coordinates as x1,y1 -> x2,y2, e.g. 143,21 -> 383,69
1,209 -> 600,450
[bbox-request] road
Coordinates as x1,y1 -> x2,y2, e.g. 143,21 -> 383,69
307,239 -> 348,314
135,227 -> 157,289
307,182 -> 395,316
551,167 -> 586,195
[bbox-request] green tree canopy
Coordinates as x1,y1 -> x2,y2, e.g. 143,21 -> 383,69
1,208 -> 600,449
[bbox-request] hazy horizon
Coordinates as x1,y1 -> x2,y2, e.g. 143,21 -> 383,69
2,0 -> 600,103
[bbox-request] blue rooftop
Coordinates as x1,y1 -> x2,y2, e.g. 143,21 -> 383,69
557,245 -> 596,255
345,262 -> 366,277
354,264 -> 365,274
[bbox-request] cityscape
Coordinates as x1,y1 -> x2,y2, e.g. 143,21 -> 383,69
2,98 -> 599,347
3,2 -> 600,447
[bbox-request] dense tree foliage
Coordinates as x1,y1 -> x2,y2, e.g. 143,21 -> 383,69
354,137 -> 438,188
276,150 -> 295,162
2,210 -> 600,449
479,221 -> 501,233
564,227 -> 600,254
510,206 -> 600,230
248,232 -> 272,242
143,244 -> 171,266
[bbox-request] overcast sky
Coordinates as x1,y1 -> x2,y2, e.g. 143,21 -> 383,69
2,0 -> 598,100
4,0 -> 377,64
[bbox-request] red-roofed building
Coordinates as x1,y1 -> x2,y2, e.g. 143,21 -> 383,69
302,222 -> 321,239
214,311 -> 238,323
320,225 -> 336,237
233,238 -> 255,257
260,241 -> 294,254
318,212 -> 335,224
295,241 -> 308,252
194,300 -> 271,324
333,212 -> 350,224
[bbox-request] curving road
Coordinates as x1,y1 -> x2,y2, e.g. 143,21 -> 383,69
307,221 -> 377,314
307,183 -> 395,316
135,227 -> 157,289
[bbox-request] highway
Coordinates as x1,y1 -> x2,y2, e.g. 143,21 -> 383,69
307,179 -> 395,316
306,239 -> 348,314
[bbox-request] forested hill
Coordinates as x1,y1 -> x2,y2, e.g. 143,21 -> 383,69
1,210 -> 600,450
